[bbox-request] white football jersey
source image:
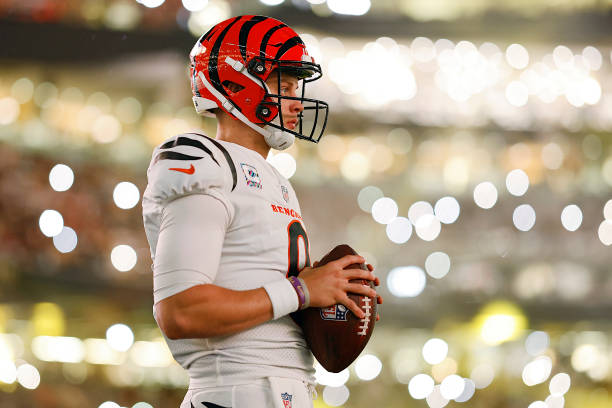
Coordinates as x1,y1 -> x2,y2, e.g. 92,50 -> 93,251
142,132 -> 314,388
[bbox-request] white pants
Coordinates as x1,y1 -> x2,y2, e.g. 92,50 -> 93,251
180,377 -> 314,408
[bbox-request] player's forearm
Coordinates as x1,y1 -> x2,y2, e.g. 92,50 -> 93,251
156,284 -> 274,339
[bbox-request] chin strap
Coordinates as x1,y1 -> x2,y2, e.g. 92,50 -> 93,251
195,71 -> 295,150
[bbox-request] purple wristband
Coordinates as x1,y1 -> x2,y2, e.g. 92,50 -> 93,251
288,276 -> 309,310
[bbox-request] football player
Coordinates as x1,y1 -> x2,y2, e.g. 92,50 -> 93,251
142,15 -> 382,408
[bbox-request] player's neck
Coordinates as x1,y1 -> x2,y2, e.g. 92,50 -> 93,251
215,112 -> 270,159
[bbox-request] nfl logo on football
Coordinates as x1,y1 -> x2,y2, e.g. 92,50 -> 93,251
281,392 -> 293,408
320,304 -> 348,321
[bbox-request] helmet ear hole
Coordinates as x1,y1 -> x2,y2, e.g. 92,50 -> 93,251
248,59 -> 267,76
222,80 -> 245,93
256,104 -> 274,121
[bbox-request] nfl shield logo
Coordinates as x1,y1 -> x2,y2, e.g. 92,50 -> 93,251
281,392 -> 292,408
320,304 -> 348,321
240,163 -> 262,189
281,185 -> 289,203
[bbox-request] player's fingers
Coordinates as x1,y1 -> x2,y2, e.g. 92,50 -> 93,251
334,254 -> 365,269
343,268 -> 375,281
346,283 -> 376,298
377,295 -> 383,304
373,276 -> 380,286
366,263 -> 374,272
376,314 -> 380,321
341,297 -> 365,319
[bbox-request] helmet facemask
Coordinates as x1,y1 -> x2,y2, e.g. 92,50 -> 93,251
249,56 -> 329,144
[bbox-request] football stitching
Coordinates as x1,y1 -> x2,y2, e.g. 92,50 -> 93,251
357,296 -> 372,336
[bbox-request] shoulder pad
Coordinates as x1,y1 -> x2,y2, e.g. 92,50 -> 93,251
144,133 -> 236,204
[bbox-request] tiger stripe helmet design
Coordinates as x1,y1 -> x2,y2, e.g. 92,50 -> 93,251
190,15 -> 329,150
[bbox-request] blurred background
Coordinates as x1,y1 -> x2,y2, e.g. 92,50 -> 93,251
1,0 -> 612,407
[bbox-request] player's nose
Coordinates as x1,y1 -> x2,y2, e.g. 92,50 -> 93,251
288,98 -> 304,114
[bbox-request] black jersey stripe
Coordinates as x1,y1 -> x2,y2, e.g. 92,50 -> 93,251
199,403 -> 230,408
208,16 -> 241,98
274,36 -> 304,61
187,133 -> 237,192
238,15 -> 267,63
152,151 -> 202,166
160,136 -> 220,166
259,23 -> 286,58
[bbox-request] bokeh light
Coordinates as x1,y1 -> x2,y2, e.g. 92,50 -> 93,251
11,77 -> 34,103
470,364 -> 495,389
268,152 -> 297,179
549,372 -> 571,396
39,209 -> 64,237
314,363 -> 349,387
110,245 -> 138,272
422,338 -> 448,365
513,204 -> 536,232
385,217 -> 413,244
525,331 -> 550,356
113,182 -> 141,210
506,43 -> 529,69
560,204 -> 583,231
473,182 -> 498,209
598,220 -> 612,245
0,360 -> 17,384
106,324 -> 134,352
455,378 -> 476,402
357,185 -> 384,212
354,354 -> 382,381
426,384 -> 449,408
408,373 -> 434,399
49,164 -> 75,192
522,356 -> 552,386
425,251 -> 451,279
182,0 -> 208,12
415,214 -> 441,241
52,227 -> 78,253
0,97 -> 21,125
387,266 -> 426,297
434,196 -> 460,224
506,169 -> 529,196
371,197 -> 398,224
408,201 -> 434,225
16,363 -> 40,389
440,374 -> 465,400
603,199 -> 612,220
132,403 -> 154,408
322,385 -> 350,406
477,302 -> 527,345
327,0 -> 371,16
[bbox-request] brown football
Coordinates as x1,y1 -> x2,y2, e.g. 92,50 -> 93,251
294,244 -> 377,373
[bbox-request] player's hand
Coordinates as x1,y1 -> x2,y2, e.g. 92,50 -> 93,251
366,263 -> 383,321
298,255 -> 377,319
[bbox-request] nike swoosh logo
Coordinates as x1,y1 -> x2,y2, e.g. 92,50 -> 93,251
169,164 -> 195,174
